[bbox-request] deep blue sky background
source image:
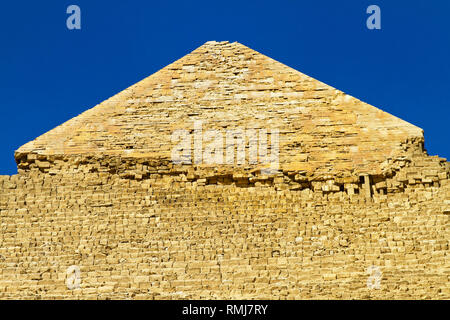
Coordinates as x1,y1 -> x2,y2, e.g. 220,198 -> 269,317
0,0 -> 449,175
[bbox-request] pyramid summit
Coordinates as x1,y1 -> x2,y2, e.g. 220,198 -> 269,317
16,41 -> 425,181
1,41 -> 449,299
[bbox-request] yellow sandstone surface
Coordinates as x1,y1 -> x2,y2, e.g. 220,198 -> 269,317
0,41 -> 449,299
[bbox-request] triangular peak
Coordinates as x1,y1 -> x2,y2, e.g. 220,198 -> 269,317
16,41 -> 424,180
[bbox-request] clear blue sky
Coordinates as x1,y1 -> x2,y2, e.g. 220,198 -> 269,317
0,0 -> 449,175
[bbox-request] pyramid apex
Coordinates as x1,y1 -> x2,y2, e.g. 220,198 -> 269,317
203,40 -> 231,45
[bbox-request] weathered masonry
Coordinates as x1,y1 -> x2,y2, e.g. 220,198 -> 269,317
1,41 -> 449,299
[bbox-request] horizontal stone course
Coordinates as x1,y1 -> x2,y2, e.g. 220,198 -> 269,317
0,168 -> 448,299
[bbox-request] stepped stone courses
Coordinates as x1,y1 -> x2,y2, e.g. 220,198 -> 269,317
1,41 -> 449,299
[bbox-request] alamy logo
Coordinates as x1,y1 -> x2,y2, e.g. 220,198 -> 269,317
66,5 -> 81,30
366,5 -> 381,30
171,121 -> 279,174
66,265 -> 81,290
366,265 -> 382,290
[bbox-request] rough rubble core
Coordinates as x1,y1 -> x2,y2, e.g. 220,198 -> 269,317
1,41 -> 449,299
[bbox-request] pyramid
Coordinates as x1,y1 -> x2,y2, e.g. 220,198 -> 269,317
16,41 -> 424,180
1,41 -> 449,300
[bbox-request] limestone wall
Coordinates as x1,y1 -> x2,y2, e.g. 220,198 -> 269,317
16,41 -> 426,181
0,158 -> 448,299
4,41 -> 448,300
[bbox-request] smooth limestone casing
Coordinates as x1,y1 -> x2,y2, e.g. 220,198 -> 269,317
1,41 -> 449,299
15,41 -> 424,179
